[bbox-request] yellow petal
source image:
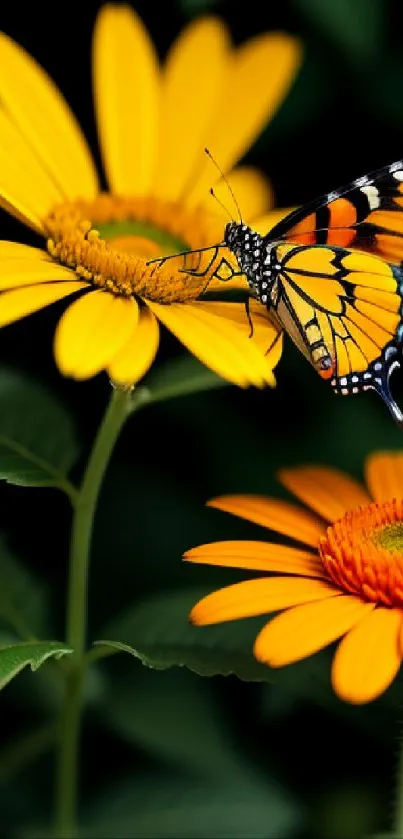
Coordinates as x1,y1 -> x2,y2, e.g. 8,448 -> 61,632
146,300 -> 276,387
153,16 -> 230,201
277,466 -> 370,523
331,607 -> 403,704
199,299 -> 283,371
190,576 -> 338,625
54,290 -> 139,379
0,109 -> 64,226
0,242 -> 53,260
0,281 -> 87,328
0,259 -> 76,291
107,305 -> 160,386
201,166 -> 274,224
364,451 -> 403,502
0,32 -> 98,202
186,34 -> 302,206
0,159 -> 45,233
184,539 -> 325,577
254,595 -> 374,667
208,495 -> 325,548
252,207 -> 297,235
93,4 -> 159,196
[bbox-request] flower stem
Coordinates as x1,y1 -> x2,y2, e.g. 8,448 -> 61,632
54,386 -> 131,838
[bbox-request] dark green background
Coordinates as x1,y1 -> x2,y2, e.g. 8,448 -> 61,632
1,0 -> 403,836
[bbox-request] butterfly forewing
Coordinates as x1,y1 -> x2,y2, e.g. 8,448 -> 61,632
267,160 -> 403,266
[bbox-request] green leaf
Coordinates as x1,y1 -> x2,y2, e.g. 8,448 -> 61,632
0,366 -> 79,493
0,641 -> 72,690
84,771 -> 302,838
0,538 -> 50,638
294,0 -> 384,64
142,355 -> 228,404
97,587 -> 271,681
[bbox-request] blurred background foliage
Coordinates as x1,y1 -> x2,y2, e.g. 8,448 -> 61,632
1,0 -> 403,836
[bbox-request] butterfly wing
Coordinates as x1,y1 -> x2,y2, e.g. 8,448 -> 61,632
267,160 -> 403,266
271,243 -> 403,423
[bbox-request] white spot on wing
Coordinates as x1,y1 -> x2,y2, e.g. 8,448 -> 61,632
354,176 -> 371,187
360,184 -> 380,209
393,170 -> 403,182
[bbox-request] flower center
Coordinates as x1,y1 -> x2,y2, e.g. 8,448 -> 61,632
319,499 -> 403,606
43,194 -> 225,303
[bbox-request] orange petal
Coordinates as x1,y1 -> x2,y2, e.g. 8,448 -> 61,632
208,495 -> 325,548
153,16 -> 230,201
254,595 -> 374,667
190,576 -> 338,625
0,281 -> 87,328
332,607 -> 403,704
54,290 -> 139,379
107,306 -> 160,387
364,451 -> 403,502
277,466 -> 370,523
184,540 -> 325,577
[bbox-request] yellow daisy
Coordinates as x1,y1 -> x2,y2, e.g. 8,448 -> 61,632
185,452 -> 403,704
0,5 -> 302,387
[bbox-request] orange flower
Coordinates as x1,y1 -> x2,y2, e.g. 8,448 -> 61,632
185,452 -> 403,704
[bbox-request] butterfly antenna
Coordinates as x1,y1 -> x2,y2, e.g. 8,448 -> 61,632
205,147 -> 243,223
209,187 -> 234,221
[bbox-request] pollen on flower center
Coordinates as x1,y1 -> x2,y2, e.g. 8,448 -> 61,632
43,194 -> 224,304
319,499 -> 403,606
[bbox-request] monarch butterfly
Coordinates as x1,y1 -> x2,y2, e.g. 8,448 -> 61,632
151,159 -> 403,426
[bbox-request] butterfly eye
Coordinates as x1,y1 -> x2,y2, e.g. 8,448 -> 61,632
224,222 -> 234,243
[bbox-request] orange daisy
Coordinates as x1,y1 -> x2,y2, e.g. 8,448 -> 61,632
0,5 -> 302,387
185,452 -> 403,704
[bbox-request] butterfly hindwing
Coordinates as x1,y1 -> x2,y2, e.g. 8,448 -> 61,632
270,242 -> 403,421
267,159 -> 403,266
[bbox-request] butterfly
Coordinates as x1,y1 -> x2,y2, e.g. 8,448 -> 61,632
150,159 -> 403,426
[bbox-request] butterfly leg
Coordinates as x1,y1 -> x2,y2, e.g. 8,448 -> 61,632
244,295 -> 254,338
371,359 -> 403,427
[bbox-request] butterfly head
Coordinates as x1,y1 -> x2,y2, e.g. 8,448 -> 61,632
224,222 -> 251,253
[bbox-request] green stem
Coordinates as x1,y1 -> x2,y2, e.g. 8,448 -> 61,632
54,386 -> 131,839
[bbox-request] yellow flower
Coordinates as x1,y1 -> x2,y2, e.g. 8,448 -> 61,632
0,5 -> 301,387
185,452 -> 403,704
